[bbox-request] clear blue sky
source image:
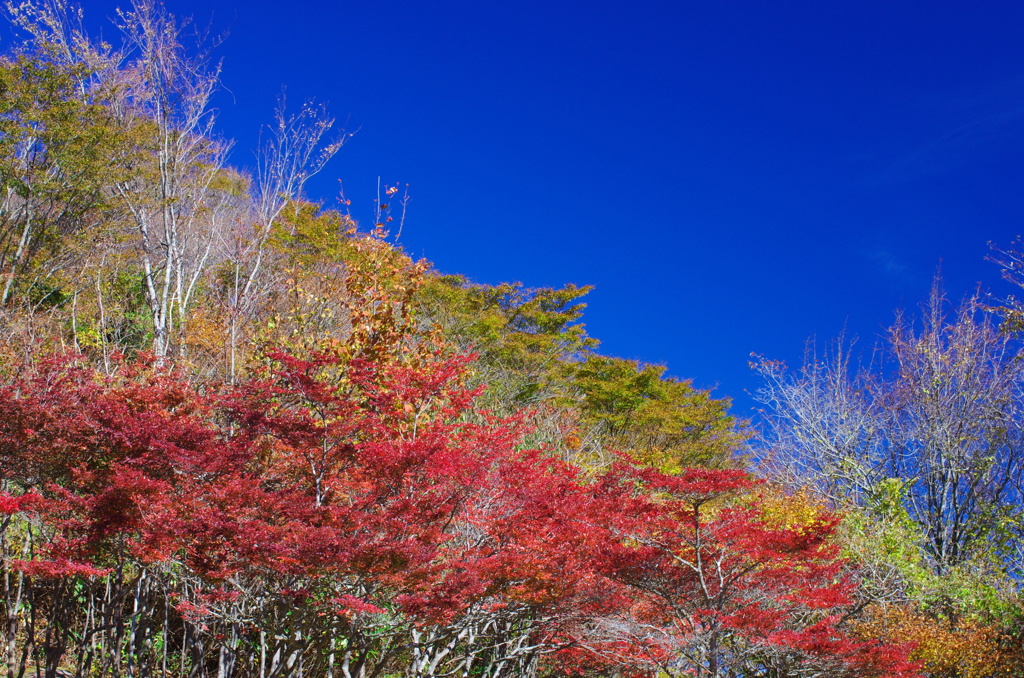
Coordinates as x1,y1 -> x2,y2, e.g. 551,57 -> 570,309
41,0 -> 1024,415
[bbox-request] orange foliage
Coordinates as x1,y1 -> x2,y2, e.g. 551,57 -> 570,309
855,605 -> 1024,678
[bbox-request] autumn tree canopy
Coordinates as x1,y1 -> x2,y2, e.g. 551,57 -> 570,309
1,2 -> 1020,678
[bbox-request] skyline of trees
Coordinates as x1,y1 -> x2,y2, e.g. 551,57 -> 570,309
0,1 -> 1021,677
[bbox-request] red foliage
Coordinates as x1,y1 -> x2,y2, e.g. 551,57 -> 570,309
0,351 -> 922,677
573,462 -> 921,678
10,558 -> 109,579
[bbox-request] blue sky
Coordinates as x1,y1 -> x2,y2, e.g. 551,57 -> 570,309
32,0 -> 1024,415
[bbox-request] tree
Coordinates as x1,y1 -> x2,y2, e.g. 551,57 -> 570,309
417,276 -> 596,408
417,276 -> 745,472
571,355 -> 744,472
575,465 -> 919,678
0,343 -> 515,676
0,345 -> 921,678
109,0 -> 232,360
755,283 -> 1024,678
0,54 -> 125,307
220,98 -> 346,382
757,285 -> 1024,581
886,289 -> 1024,576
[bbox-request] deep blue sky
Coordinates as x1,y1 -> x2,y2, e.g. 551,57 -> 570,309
29,0 -> 1024,415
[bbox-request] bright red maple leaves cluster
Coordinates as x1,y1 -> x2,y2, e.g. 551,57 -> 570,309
0,349 -> 920,677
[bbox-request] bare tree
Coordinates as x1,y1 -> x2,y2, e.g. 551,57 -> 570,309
221,97 -> 346,380
887,287 -> 1024,573
754,336 -> 889,508
3,0 -> 117,74
106,0 -> 230,359
755,283 -> 1024,576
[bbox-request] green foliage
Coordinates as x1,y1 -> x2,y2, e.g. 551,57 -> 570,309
570,354 -> 743,471
71,269 -> 154,355
0,54 -> 129,304
269,201 -> 358,266
421,275 -> 594,362
418,275 -> 743,470
867,478 -> 925,568
844,477 -> 1021,630
418,275 -> 596,405
24,280 -> 69,309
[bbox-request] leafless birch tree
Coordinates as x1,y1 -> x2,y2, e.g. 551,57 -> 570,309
107,0 -> 230,359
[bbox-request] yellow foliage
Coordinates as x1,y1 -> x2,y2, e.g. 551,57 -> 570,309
855,605 -> 1024,678
752,485 -> 829,532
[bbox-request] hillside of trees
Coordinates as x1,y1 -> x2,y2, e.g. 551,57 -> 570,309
0,1 -> 1021,677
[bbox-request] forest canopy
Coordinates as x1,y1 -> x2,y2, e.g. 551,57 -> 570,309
0,2 -> 1020,678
